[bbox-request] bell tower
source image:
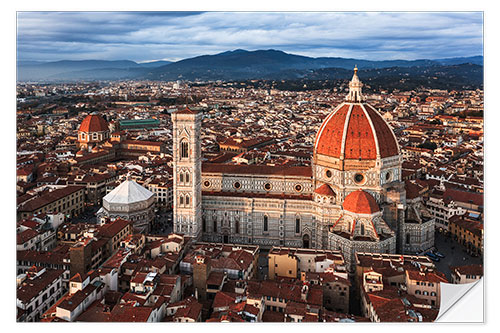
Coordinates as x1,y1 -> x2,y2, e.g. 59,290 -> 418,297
171,107 -> 202,238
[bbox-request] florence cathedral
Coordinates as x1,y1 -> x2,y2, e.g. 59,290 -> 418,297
172,68 -> 435,270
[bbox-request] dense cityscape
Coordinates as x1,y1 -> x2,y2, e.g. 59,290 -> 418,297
16,70 -> 483,322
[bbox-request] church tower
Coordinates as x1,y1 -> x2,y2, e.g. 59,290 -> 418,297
172,107 -> 202,238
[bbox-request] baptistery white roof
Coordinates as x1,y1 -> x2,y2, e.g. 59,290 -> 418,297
103,179 -> 154,204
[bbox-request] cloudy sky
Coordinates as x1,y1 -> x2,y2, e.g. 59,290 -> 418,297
16,12 -> 483,63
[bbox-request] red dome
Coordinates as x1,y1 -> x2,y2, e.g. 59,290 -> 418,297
343,190 -> 380,214
314,183 -> 336,197
314,103 -> 399,160
79,114 -> 109,133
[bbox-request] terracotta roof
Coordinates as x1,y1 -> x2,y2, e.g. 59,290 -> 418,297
98,218 -> 131,239
70,273 -> 83,283
17,229 -> 39,245
343,190 -> 380,214
17,269 -> 64,303
17,244 -> 71,266
110,304 -> 153,322
314,183 -> 336,196
262,310 -> 285,322
315,103 -> 399,160
450,264 -> 483,277
207,271 -> 226,286
58,283 -> 99,312
173,299 -> 202,321
75,301 -> 112,322
406,269 -> 448,283
121,139 -> 164,147
442,187 -> 483,206
18,185 -> 85,213
405,180 -> 422,200
79,114 -> 109,133
212,291 -> 236,309
449,215 -> 483,237
19,219 -> 41,229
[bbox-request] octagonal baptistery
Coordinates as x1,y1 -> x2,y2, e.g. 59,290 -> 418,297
313,68 -> 402,203
97,178 -> 155,233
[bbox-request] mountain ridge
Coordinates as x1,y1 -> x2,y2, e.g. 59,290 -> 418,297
17,49 -> 483,85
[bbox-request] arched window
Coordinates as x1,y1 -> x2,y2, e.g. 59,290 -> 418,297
180,139 -> 189,158
213,217 -> 217,233
202,217 -> 206,232
179,172 -> 184,183
295,217 -> 301,234
406,233 -> 411,244
235,218 -> 240,234
185,172 -> 190,183
263,215 -> 268,232
361,224 -> 365,235
179,195 -> 184,206
185,195 -> 190,206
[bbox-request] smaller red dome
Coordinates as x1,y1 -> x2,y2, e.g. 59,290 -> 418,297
343,189 -> 380,214
314,183 -> 336,197
79,114 -> 109,133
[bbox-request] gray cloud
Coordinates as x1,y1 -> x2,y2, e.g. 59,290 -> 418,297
16,12 -> 483,62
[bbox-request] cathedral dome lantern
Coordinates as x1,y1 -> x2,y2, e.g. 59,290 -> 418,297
314,68 -> 399,163
346,66 -> 364,102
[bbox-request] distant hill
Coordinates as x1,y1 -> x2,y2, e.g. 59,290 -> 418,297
137,60 -> 172,68
16,49 -> 483,88
145,50 -> 483,84
17,59 -> 171,81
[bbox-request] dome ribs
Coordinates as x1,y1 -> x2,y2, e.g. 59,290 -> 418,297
79,114 -> 109,133
344,105 -> 376,160
343,189 -> 380,214
364,105 -> 399,158
315,104 -> 350,157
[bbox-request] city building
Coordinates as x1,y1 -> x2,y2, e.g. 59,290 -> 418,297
449,213 -> 483,255
78,113 -> 110,148
267,247 -> 345,279
450,264 -> 483,284
17,185 -> 86,220
17,267 -> 65,322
